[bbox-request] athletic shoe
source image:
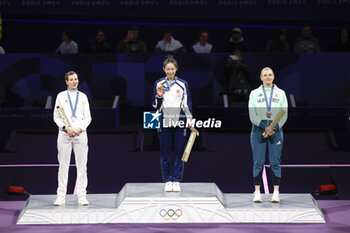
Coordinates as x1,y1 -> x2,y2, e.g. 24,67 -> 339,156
271,190 -> 280,203
253,191 -> 262,203
172,182 -> 181,192
78,195 -> 89,206
53,195 -> 65,206
164,181 -> 173,192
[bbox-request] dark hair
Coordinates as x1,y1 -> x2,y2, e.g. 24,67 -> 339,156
199,31 -> 208,36
232,50 -> 242,56
130,25 -> 139,31
64,29 -> 75,40
274,28 -> 286,41
278,28 -> 286,35
302,25 -> 310,30
163,55 -> 178,68
339,26 -> 350,36
64,71 -> 77,81
164,30 -> 172,35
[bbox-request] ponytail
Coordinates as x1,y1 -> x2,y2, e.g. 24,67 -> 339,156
163,55 -> 178,68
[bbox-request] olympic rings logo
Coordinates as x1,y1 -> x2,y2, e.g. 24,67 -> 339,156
159,208 -> 183,220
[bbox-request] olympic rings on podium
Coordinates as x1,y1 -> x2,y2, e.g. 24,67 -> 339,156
159,208 -> 183,220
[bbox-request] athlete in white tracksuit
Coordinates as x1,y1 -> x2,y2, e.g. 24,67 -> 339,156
248,67 -> 288,203
53,71 -> 92,206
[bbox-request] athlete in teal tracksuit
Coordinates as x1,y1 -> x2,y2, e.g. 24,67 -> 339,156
248,67 -> 288,203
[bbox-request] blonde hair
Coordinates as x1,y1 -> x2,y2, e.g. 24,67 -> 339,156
64,71 -> 77,81
260,67 -> 274,77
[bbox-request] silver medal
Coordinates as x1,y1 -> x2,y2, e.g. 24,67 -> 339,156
71,116 -> 77,122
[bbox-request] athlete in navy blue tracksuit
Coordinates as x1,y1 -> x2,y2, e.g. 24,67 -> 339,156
152,55 -> 198,192
249,67 -> 288,203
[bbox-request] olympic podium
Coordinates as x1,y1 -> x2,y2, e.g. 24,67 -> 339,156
17,183 -> 325,224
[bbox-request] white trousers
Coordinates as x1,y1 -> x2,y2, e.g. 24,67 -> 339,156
56,131 -> 88,197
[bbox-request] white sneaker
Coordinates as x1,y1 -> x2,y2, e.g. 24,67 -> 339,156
172,182 -> 181,192
164,182 -> 173,192
253,191 -> 262,203
53,195 -> 65,206
271,190 -> 280,203
78,195 -> 89,206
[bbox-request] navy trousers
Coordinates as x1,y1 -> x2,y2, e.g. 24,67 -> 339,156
250,122 -> 284,182
158,127 -> 187,182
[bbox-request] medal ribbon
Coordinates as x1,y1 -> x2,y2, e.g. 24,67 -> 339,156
67,91 -> 79,117
262,85 -> 274,114
163,76 -> 177,92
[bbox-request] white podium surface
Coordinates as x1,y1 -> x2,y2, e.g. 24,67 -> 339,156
225,194 -> 325,223
17,183 -> 325,224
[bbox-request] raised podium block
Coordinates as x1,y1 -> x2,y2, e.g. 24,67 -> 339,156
114,183 -> 230,223
17,183 -> 325,224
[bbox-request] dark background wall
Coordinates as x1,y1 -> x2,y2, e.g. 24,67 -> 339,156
0,53 -> 349,107
1,1 -> 350,53
0,19 -> 342,53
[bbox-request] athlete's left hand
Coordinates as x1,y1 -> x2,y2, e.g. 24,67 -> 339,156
73,128 -> 83,136
190,127 -> 199,136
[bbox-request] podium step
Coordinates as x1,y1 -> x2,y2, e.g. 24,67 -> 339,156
226,193 -> 325,223
17,183 -> 325,224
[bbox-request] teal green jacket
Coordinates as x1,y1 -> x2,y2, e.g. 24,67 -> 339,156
248,84 -> 288,130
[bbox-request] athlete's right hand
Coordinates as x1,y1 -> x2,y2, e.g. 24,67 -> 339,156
264,126 -> 275,138
156,85 -> 165,97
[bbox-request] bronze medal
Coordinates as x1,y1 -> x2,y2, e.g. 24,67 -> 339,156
266,112 -> 272,118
